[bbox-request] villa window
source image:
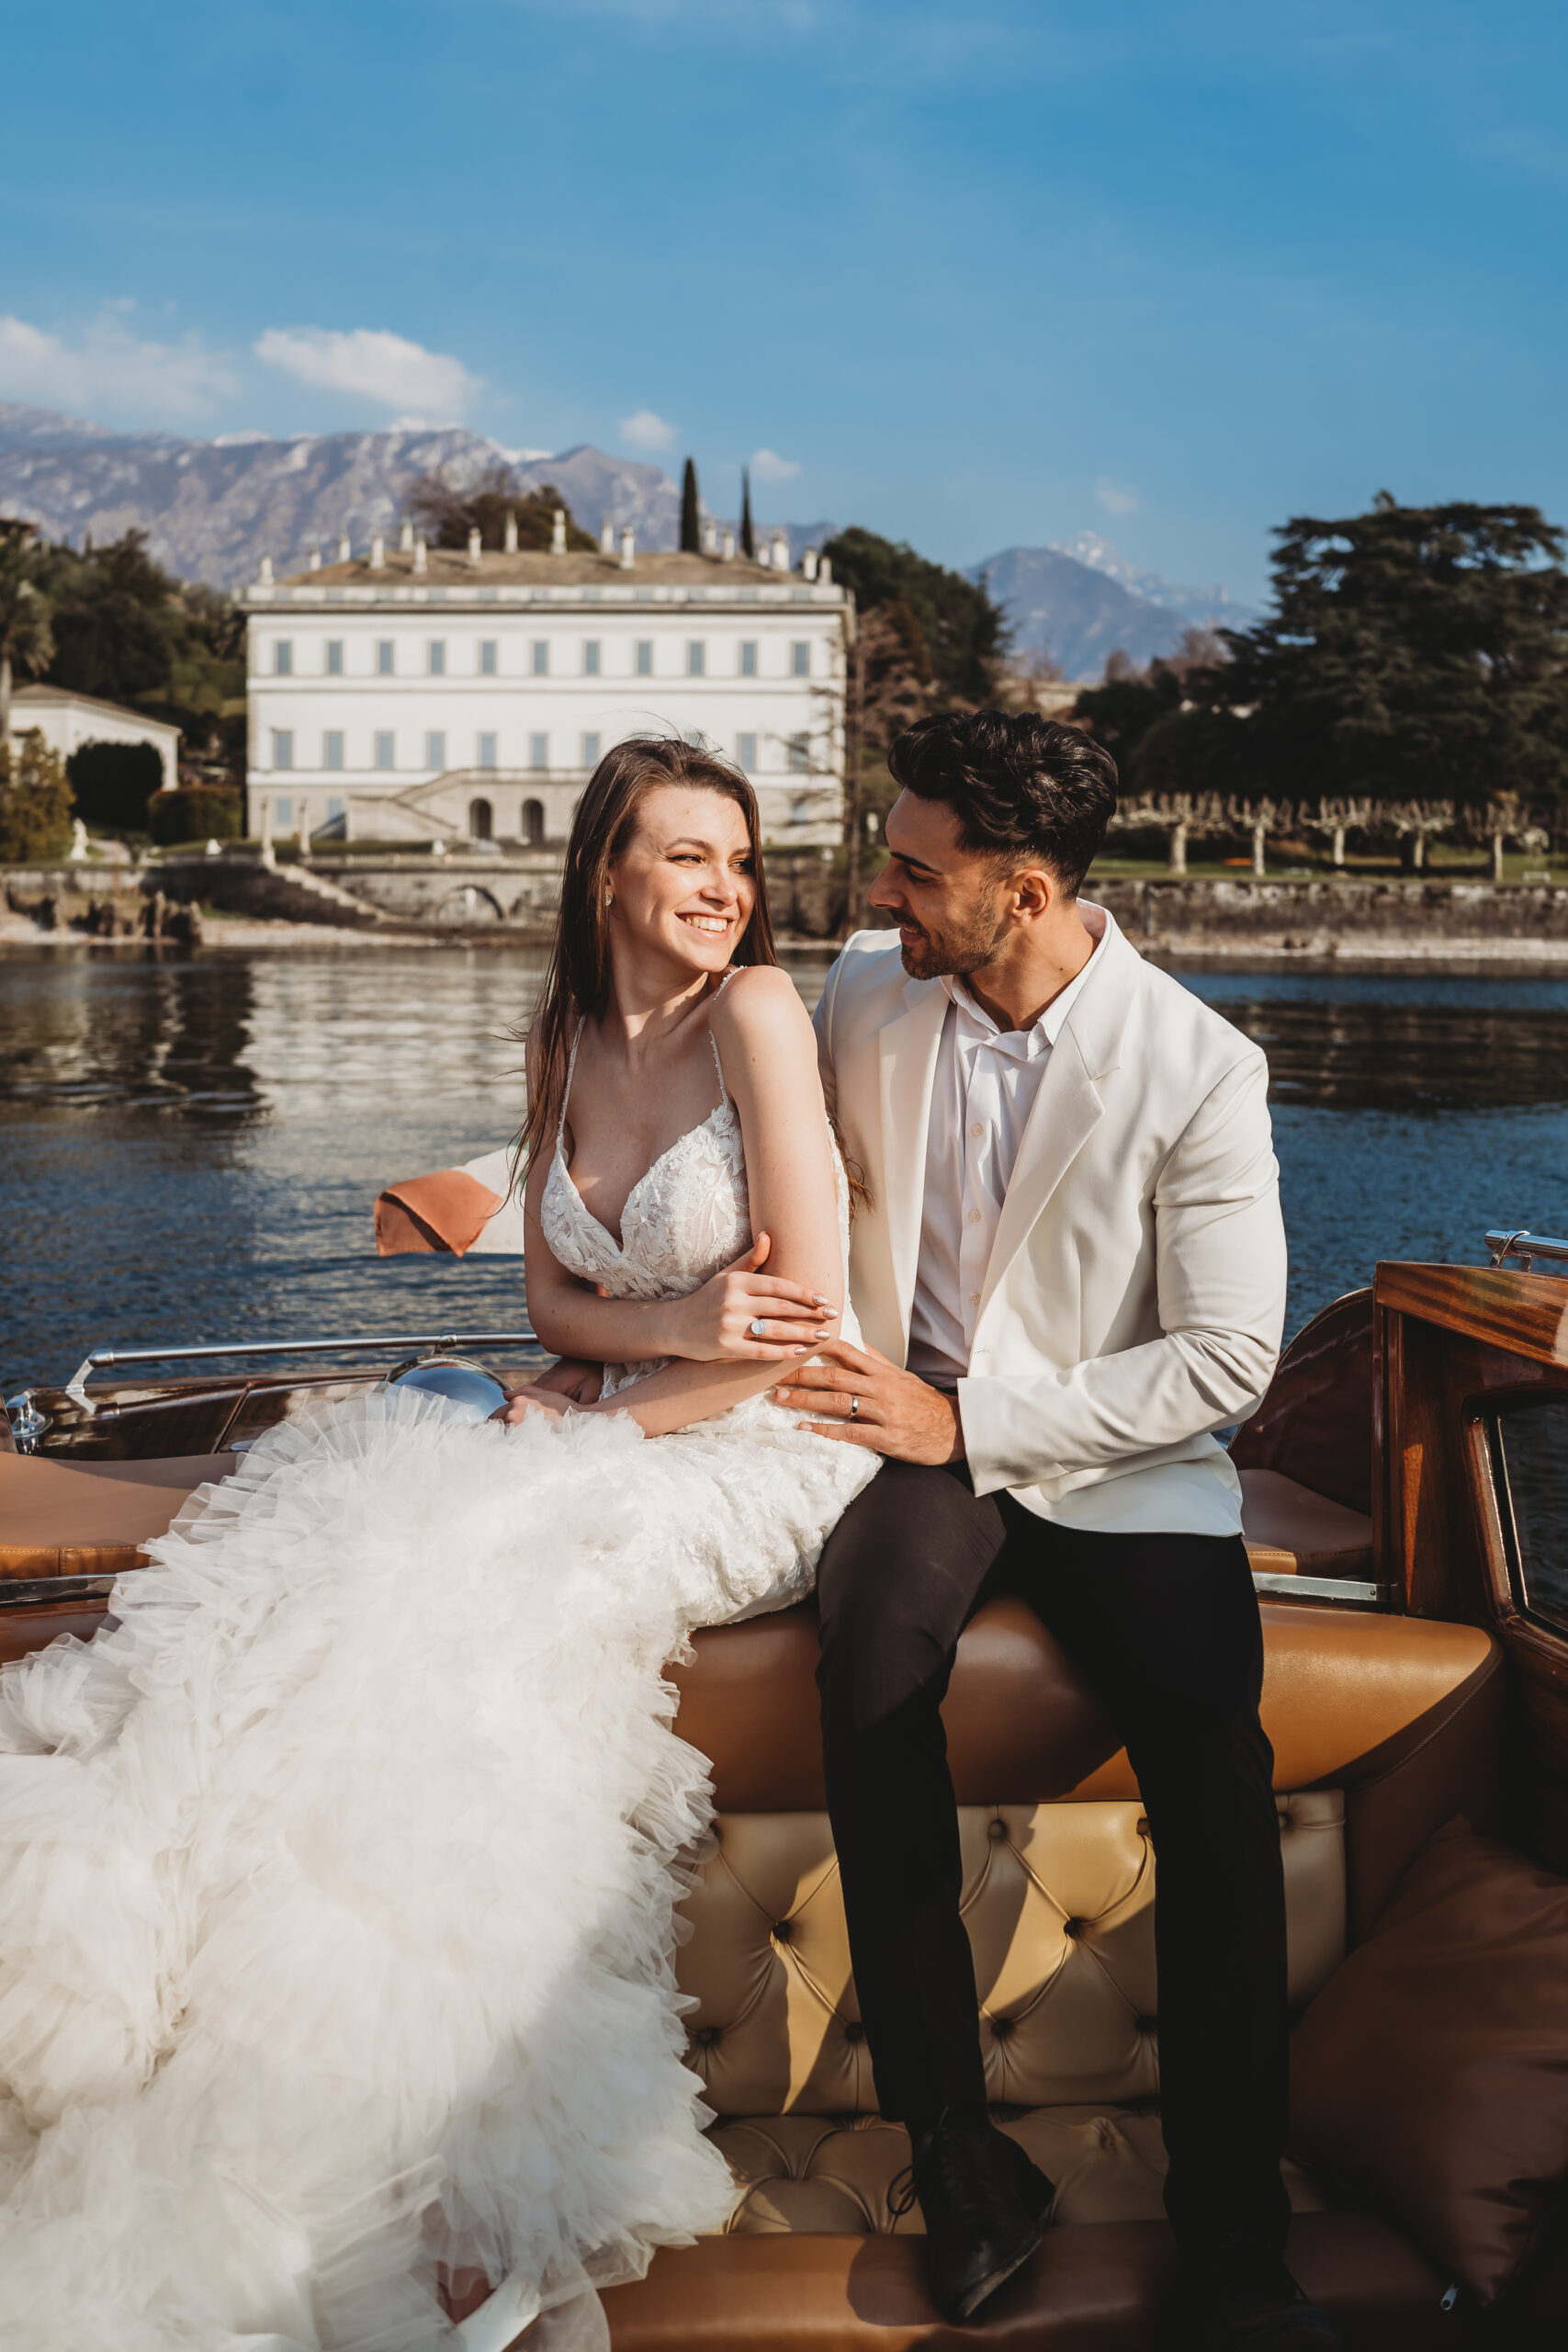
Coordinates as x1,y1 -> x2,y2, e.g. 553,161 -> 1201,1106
425,731 -> 446,771
428,640 -> 446,676
323,731 -> 344,771
326,797 -> 344,821
687,640 -> 705,677
531,640 -> 549,677
580,732 -> 601,769
522,798 -> 545,846
377,640 -> 394,676
479,639 -> 498,676
325,639 -> 344,676
375,730 -> 395,770
635,639 -> 653,677
583,640 -> 601,676
790,795 -> 812,826
477,732 -> 497,771
274,797 -> 293,828
529,732 -> 549,772
791,641 -> 810,678
468,797 -> 493,842
739,641 -> 758,677
787,732 -> 809,774
737,732 -> 757,772
272,729 -> 294,771
274,641 -> 293,676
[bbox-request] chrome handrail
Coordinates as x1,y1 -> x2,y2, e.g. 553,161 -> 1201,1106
1486,1230 -> 1568,1272
61,1330 -> 537,1415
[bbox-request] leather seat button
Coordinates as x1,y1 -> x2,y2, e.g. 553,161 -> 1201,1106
695,2026 -> 721,2048
843,2020 -> 864,2044
773,1920 -> 793,1944
990,2015 -> 1014,2040
987,1818 -> 1008,1842
1063,1918 -> 1083,1939
1135,1817 -> 1150,1839
1136,2017 -> 1156,2036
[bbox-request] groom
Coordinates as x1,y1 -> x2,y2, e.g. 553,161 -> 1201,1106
772,711 -> 1345,2350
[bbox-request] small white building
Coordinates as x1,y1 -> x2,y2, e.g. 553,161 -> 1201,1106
243,532 -> 850,848
7,685 -> 181,792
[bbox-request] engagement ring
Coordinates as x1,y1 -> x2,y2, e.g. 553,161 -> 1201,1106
749,1318 -> 767,1338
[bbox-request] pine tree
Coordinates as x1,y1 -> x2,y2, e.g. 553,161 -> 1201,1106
739,468 -> 755,560
680,458 -> 701,555
0,729 -> 75,863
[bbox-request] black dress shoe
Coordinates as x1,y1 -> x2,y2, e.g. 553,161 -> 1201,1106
1190,2265 -> 1348,2349
888,2115 -> 1054,2324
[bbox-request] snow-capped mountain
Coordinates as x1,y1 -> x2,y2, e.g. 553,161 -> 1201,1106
970,537 -> 1259,681
0,406 -> 830,589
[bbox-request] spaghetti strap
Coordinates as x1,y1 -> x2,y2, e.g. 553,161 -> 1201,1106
706,974 -> 734,1109
557,1023 -> 584,1150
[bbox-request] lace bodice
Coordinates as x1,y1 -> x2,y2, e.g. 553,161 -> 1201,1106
540,1024 -> 751,1307
538,1001 -> 857,1397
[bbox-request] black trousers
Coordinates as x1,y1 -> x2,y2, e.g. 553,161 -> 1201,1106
815,1459 -> 1291,2273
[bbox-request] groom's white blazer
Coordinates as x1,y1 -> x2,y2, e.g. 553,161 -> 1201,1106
813,907 -> 1288,1537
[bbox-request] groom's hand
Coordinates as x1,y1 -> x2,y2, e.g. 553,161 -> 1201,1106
773,1340 -> 964,1464
529,1357 -> 604,1405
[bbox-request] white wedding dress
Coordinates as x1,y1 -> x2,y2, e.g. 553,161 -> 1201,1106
0,1024 -> 877,2351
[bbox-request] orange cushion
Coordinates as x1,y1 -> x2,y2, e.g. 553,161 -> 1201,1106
1241,1466 -> 1374,1578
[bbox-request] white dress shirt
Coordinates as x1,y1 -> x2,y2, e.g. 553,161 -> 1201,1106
908,908 -> 1105,1389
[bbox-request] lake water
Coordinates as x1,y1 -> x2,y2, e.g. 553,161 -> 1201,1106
4,942 -> 1566,1396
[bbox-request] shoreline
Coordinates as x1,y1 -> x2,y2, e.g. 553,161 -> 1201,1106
7,907 -> 1568,972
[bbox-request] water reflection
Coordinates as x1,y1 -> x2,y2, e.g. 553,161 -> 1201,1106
4,944 -> 1567,1390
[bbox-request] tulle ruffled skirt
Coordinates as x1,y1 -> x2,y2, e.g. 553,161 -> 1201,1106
0,1387 -> 874,2349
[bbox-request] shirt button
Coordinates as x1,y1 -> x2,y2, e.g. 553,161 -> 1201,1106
970,1292 -> 981,1305
966,1209 -> 981,1223
971,1123 -> 985,1138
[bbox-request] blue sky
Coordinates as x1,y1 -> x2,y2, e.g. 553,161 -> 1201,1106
3,0 -> 1565,601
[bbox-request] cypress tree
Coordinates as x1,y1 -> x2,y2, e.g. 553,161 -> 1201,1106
739,467 -> 755,560
680,458 -> 701,554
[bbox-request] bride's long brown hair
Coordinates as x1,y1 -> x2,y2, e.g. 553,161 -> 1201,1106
515,736 -> 779,1178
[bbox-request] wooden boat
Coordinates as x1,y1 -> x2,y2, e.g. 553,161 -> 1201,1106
4,1237 -> 1567,2346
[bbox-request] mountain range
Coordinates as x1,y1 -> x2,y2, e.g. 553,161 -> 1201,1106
969,539 -> 1260,680
0,404 -> 1258,682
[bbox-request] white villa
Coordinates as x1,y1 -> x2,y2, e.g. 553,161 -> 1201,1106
7,685 -> 181,792
243,525 -> 851,848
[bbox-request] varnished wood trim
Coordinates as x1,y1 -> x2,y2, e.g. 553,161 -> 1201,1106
1375,1262 -> 1568,1369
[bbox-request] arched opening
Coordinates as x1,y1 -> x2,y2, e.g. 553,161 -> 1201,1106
468,797 -> 493,842
522,798 -> 545,846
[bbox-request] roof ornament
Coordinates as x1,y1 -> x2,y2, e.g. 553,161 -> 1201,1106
468,526 -> 482,568
619,526 -> 635,571
337,533 -> 352,564
400,518 -> 414,552
369,532 -> 385,570
551,508 -> 567,557
412,536 -> 427,575
504,511 -> 519,556
599,519 -> 615,556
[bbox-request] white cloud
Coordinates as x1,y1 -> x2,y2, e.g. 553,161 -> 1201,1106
750,447 -> 801,482
0,311 -> 238,420
1094,475 -> 1138,516
619,407 -> 676,450
254,327 -> 480,419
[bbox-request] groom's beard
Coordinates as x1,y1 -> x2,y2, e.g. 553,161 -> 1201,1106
895,899 -> 1010,983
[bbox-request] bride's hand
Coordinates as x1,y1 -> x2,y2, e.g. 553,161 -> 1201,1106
492,1385 -> 573,1425
655,1233 -> 835,1362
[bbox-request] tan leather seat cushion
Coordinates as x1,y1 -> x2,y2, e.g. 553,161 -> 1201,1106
671,1599 -> 1497,1809
599,2215 -> 1454,2347
0,1452 -> 235,1577
712,2106 -> 1327,2236
1292,1817 -> 1568,2306
1241,1466 -> 1374,1577
682,1798 -> 1345,2120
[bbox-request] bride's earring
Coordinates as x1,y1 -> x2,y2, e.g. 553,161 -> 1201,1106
604,891 -> 614,908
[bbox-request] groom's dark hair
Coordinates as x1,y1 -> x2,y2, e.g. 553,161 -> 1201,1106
886,709 -> 1118,898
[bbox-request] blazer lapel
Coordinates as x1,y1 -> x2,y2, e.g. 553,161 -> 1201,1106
975,916 -> 1141,1323
876,979 -> 948,1358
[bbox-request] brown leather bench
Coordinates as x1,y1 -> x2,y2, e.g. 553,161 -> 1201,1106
0,1450 -> 1513,2345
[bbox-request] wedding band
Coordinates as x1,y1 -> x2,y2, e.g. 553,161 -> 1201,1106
749,1318 -> 767,1338
850,1395 -> 860,1418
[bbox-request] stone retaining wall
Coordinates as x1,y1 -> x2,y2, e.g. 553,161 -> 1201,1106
7,855 -> 1568,954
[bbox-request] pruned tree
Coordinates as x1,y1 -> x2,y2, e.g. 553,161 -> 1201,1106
739,467 -> 755,560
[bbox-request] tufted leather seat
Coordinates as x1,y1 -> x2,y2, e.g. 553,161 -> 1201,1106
1238,1465 -> 1374,1578
0,1452 -> 237,1578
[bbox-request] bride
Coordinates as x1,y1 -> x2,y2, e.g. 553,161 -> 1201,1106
0,738 -> 879,2351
